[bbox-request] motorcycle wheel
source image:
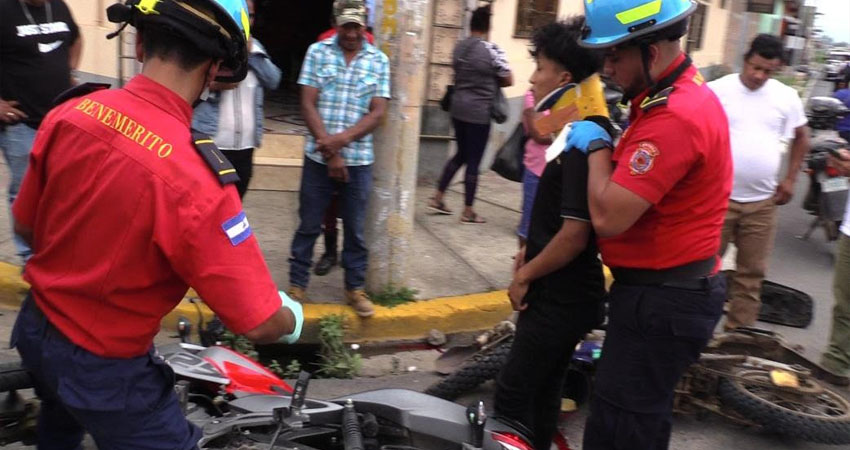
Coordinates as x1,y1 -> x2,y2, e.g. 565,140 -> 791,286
0,361 -> 33,392
425,338 -> 512,400
718,369 -> 850,445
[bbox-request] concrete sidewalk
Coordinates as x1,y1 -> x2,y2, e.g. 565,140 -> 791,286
0,167 -> 523,343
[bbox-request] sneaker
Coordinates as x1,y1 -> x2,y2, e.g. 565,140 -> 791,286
288,286 -> 307,302
345,289 -> 375,318
314,252 -> 338,276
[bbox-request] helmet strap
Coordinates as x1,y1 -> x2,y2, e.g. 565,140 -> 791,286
639,43 -> 656,95
193,60 -> 215,108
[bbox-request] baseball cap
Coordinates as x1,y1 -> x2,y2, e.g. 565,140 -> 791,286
334,0 -> 366,27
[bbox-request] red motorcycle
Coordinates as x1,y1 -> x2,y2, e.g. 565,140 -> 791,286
0,336 -> 540,450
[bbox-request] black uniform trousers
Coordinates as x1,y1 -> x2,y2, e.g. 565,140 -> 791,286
11,295 -> 201,449
494,289 -> 603,450
583,275 -> 725,450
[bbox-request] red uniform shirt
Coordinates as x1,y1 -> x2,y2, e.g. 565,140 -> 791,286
598,54 -> 732,270
13,75 -> 281,358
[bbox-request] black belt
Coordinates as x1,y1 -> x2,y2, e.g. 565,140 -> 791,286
610,257 -> 716,288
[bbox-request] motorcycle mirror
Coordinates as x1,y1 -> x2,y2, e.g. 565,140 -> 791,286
176,317 -> 192,344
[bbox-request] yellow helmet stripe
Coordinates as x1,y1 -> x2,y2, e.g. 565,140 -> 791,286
136,0 -> 161,15
615,0 -> 663,25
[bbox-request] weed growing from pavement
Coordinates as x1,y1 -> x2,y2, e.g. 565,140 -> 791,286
282,359 -> 301,379
316,314 -> 362,378
220,329 -> 286,378
369,284 -> 419,308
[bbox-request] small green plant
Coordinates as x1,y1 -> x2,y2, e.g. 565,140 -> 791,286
281,359 -> 302,379
316,314 -> 362,378
219,330 -> 259,360
368,284 -> 418,308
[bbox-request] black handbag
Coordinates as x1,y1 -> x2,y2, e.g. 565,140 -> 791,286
491,88 -> 508,124
440,85 -> 454,112
491,124 -> 527,182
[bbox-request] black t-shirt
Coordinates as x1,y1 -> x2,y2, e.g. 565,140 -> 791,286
0,0 -> 79,128
524,148 -> 605,304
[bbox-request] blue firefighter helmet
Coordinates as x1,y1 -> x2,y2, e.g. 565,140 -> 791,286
107,0 -> 251,82
580,0 -> 698,48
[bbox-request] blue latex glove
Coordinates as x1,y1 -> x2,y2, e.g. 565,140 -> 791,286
278,290 -> 304,344
565,120 -> 612,154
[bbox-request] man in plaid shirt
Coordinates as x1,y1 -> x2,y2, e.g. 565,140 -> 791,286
289,0 -> 390,317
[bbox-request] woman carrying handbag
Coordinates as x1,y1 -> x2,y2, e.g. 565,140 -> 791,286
428,4 -> 513,224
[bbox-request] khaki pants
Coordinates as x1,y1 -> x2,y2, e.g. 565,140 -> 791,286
720,198 -> 777,329
822,234 -> 850,375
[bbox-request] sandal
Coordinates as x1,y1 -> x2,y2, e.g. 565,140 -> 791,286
428,198 -> 453,215
460,213 -> 487,224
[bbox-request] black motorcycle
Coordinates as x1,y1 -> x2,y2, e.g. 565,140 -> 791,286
799,97 -> 849,242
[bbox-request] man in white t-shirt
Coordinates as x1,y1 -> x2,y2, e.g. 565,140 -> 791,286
709,34 -> 810,330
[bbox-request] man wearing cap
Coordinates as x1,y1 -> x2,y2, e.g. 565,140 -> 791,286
289,0 -> 390,317
565,0 -> 732,448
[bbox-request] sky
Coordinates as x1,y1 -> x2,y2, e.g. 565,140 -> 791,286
805,0 -> 850,44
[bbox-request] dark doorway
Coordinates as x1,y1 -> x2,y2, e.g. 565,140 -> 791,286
253,0 -> 335,89
251,0 -> 335,135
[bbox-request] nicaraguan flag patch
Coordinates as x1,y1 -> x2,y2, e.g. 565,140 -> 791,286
222,211 -> 252,246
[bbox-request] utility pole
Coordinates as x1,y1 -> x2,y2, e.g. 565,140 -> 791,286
365,0 -> 431,292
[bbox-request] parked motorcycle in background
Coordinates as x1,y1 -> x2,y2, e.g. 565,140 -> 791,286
799,96 -> 849,242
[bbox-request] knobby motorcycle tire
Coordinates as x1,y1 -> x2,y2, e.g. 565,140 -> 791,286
425,338 -> 512,400
718,374 -> 850,445
0,361 -> 33,392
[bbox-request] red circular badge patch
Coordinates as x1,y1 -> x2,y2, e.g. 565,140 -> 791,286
629,141 -> 659,175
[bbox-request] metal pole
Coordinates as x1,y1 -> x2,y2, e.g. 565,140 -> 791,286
365,0 -> 431,292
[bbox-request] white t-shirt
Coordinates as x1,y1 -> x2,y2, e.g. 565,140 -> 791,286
213,70 -> 259,151
709,74 -> 808,202
842,193 -> 850,237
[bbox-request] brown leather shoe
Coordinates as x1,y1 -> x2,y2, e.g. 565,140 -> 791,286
288,286 -> 307,302
345,289 -> 375,318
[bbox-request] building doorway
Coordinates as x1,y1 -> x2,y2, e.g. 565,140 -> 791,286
252,0 -> 336,135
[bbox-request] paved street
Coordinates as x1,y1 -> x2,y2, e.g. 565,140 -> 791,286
0,78 -> 848,449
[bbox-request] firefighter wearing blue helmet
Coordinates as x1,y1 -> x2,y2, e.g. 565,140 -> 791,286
10,0 -> 303,448
565,1 -> 734,448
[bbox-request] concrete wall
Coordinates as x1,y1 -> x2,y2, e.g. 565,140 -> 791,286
67,0 -> 120,82
689,0 -> 733,71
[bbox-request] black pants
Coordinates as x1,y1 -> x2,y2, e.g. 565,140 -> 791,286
437,118 -> 491,206
583,276 -> 725,450
494,290 -> 602,450
221,148 -> 254,199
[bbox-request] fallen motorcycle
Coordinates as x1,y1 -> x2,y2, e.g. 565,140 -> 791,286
427,326 -> 850,446
0,339 -> 540,450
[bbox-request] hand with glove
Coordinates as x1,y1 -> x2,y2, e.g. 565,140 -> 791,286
566,120 -> 612,154
278,290 -> 304,344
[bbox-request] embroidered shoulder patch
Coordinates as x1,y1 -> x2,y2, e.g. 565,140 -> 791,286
629,142 -> 659,175
222,211 -> 252,246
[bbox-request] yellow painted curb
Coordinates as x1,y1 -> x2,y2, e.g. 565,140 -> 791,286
0,261 -> 614,344
163,290 -> 513,344
0,262 -> 29,310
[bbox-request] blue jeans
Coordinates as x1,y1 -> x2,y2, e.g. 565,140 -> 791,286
290,158 -> 372,290
0,122 -> 36,262
12,296 -> 201,449
517,168 -> 540,239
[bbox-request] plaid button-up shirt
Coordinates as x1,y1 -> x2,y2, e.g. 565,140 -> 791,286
298,38 -> 391,166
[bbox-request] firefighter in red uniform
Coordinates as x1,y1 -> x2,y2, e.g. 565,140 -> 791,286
9,0 -> 303,448
565,1 -> 732,448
